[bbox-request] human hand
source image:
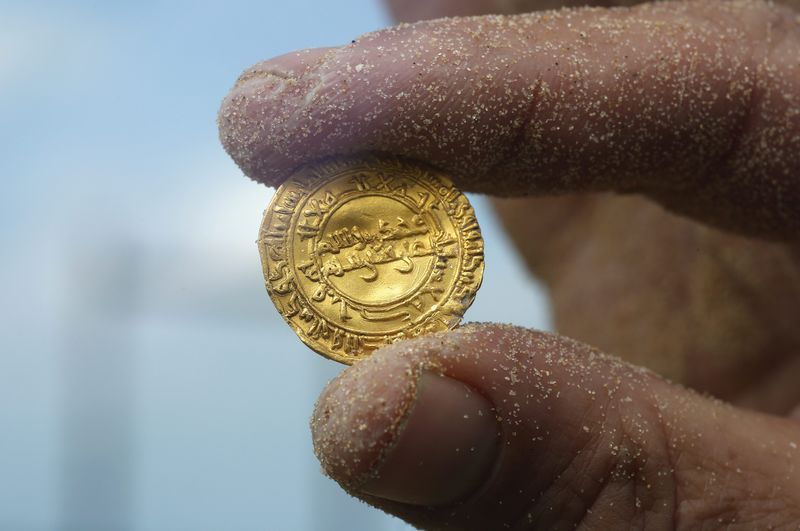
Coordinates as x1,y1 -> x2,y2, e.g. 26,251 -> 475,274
218,0 -> 800,528
386,0 -> 800,419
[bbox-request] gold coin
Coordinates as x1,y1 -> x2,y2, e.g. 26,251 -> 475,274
258,155 -> 484,364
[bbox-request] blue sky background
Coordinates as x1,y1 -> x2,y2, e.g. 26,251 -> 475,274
0,1 -> 551,529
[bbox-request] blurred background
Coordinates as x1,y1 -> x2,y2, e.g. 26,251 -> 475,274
0,0 -> 551,529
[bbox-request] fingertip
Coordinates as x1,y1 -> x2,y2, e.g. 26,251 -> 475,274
217,47 -> 338,186
311,352 -> 422,489
311,346 -> 500,507
359,371 -> 499,506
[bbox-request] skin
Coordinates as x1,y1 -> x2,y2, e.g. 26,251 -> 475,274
217,0 -> 800,528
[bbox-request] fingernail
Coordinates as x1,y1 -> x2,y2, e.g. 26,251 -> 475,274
312,357 -> 499,506
232,47 -> 336,89
217,47 -> 337,185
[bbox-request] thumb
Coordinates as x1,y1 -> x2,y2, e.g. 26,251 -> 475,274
311,324 -> 800,529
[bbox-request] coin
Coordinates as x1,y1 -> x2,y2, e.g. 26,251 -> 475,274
258,155 -> 484,364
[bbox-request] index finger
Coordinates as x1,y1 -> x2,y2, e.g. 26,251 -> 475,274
218,0 -> 800,239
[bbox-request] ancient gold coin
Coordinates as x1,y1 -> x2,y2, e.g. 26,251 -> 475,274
258,155 -> 484,364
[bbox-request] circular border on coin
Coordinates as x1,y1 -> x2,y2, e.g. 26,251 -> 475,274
258,154 -> 485,364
